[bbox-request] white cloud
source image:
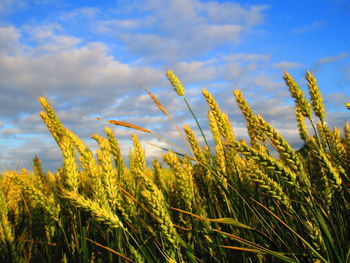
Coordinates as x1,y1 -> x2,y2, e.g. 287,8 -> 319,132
22,23 -> 81,52
0,25 -> 165,119
273,61 -> 303,70
59,7 -> 99,20
0,0 -> 25,14
0,26 -> 20,55
92,0 -> 269,62
292,20 -> 325,34
223,53 -> 270,62
315,52 -> 348,66
311,52 -> 349,73
202,1 -> 268,26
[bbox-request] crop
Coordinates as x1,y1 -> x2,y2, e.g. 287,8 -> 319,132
0,71 -> 349,262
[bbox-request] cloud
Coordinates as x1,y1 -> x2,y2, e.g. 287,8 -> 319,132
0,136 -> 62,171
223,53 -> 270,62
292,20 -> 325,34
0,25 -> 165,120
0,26 -> 20,55
93,0 -> 269,62
22,23 -> 82,53
343,66 -> 350,82
0,0 -> 55,15
0,0 -> 25,14
273,61 -> 303,70
0,2 -> 347,171
311,52 -> 349,72
202,1 -> 268,25
59,7 -> 99,20
315,52 -> 348,66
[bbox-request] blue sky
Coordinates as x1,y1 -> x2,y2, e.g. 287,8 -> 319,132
0,0 -> 349,171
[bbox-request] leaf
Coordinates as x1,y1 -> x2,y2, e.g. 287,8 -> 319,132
171,207 -> 253,230
219,245 -> 261,253
208,218 -> 254,230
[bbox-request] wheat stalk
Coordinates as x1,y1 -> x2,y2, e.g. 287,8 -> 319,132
97,118 -> 151,133
166,70 -> 185,97
228,140 -> 297,187
256,115 -> 310,188
202,89 -> 235,141
306,71 -> 325,122
233,89 -> 266,147
63,190 -> 125,229
284,71 -> 312,118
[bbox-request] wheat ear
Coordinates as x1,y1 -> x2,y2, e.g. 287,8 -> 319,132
283,71 -> 312,118
0,187 -> 18,261
305,71 -> 325,122
256,115 -> 310,188
228,140 -> 297,186
202,89 -> 235,141
63,190 -> 125,229
38,97 -> 65,143
309,138 -> 342,189
233,89 -> 266,147
163,152 -> 194,213
166,70 -> 185,96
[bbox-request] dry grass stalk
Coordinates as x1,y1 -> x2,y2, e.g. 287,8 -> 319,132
145,89 -> 170,118
97,118 -> 151,133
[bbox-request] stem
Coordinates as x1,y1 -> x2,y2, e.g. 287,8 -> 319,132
183,96 -> 211,155
308,117 -> 322,147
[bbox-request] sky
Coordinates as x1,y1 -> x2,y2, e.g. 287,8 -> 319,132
0,0 -> 349,171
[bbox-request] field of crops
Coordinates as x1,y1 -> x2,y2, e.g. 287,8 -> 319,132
1,71 -> 349,262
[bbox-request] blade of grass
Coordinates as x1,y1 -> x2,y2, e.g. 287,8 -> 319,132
213,229 -> 298,263
252,199 -> 329,263
86,238 -> 135,263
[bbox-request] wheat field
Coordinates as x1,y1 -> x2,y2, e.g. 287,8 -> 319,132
0,71 -> 349,263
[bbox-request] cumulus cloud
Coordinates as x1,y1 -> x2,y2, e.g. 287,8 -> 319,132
0,25 -> 165,120
93,0 -> 269,62
0,24 -> 167,170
